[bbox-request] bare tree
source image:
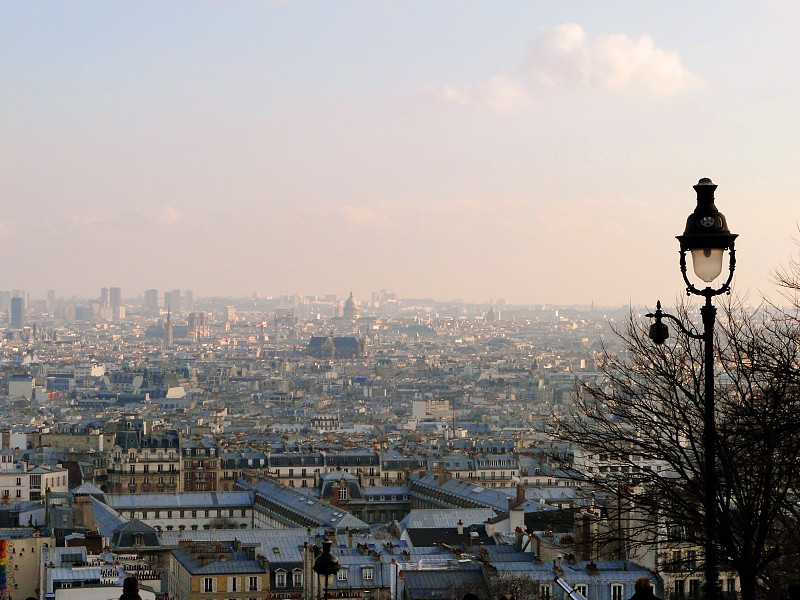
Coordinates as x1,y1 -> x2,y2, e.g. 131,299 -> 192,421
555,295 -> 800,600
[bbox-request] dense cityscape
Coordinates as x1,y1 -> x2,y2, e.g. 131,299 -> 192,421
0,287 -> 708,600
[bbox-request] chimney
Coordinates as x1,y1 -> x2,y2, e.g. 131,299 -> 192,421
485,519 -> 495,538
457,520 -> 464,535
516,484 -> 525,506
524,532 -> 535,553
330,483 -> 340,507
436,462 -> 450,485
514,526 -> 523,551
348,528 -> 354,549
509,498 -> 525,533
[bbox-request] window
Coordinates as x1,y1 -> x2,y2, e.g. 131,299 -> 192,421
248,577 -> 260,592
540,584 -> 551,600
275,571 -> 286,588
688,580 -> 699,599
672,549 -> 682,569
674,580 -> 685,600
339,487 -> 348,500
338,568 -> 348,581
726,580 -> 736,593
203,578 -> 216,593
611,584 -> 624,600
293,571 -> 302,587
575,585 -> 588,599
228,577 -> 240,592
687,550 -> 697,571
362,567 -> 374,581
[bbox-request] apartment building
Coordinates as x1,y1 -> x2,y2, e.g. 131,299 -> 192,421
168,540 -> 269,600
107,424 -> 181,494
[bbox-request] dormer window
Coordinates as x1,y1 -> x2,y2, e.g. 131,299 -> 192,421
275,571 -> 287,588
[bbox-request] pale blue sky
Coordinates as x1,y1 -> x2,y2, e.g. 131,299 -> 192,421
2,1 -> 799,305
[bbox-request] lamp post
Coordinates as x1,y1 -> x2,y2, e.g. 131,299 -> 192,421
313,539 -> 340,600
646,178 -> 737,600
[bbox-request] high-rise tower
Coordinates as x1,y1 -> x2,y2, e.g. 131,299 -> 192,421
9,297 -> 23,329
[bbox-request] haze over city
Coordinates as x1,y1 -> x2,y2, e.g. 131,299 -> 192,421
3,1 -> 800,305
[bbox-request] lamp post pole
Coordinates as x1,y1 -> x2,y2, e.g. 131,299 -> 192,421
700,292 -> 719,600
647,178 -> 737,600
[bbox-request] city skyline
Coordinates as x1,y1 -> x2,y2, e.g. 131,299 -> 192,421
3,2 -> 800,305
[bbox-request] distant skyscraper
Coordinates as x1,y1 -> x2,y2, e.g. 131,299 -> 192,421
46,290 -> 56,315
9,297 -> 23,329
171,289 -> 182,312
109,287 -> 122,320
100,287 -> 110,307
184,289 -> 194,312
144,289 -> 159,315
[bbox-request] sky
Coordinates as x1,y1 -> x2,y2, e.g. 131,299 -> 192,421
3,1 -> 800,306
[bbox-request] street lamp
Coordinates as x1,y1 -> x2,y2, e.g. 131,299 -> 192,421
646,178 -> 737,600
313,539 -> 340,600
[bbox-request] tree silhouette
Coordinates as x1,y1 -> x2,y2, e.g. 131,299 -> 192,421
555,296 -> 800,600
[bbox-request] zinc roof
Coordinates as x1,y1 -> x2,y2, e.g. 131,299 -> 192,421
106,491 -> 254,510
401,508 -> 496,529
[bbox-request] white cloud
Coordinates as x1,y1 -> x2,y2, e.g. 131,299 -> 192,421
439,23 -> 700,112
528,23 -> 703,94
441,75 -> 531,114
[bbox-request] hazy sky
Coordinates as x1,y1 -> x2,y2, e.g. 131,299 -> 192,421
3,1 -> 800,306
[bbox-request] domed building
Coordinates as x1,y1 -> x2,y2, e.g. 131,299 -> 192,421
342,291 -> 359,321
